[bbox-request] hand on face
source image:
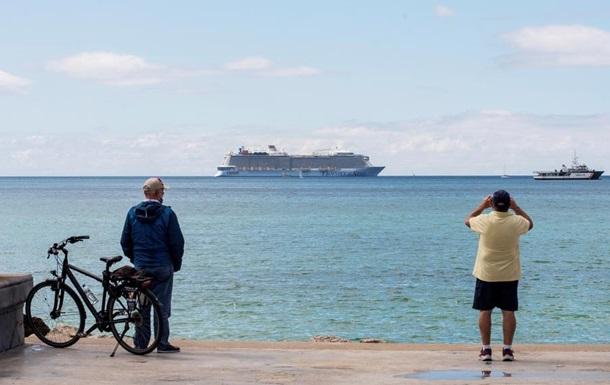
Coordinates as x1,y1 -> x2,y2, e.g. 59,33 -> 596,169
482,195 -> 492,208
510,197 -> 518,209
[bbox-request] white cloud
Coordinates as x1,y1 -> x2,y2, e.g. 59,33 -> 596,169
224,56 -> 272,71
10,149 -> 34,163
2,112 -> 608,176
0,132 -> 214,176
502,25 -> 610,67
48,52 -> 321,86
434,5 -> 454,18
0,69 -> 32,93
303,111 -> 610,175
224,56 -> 321,77
48,51 -> 168,86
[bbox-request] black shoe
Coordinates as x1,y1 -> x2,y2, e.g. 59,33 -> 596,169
157,344 -> 180,353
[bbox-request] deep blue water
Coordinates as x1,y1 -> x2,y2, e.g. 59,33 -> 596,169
1,176 -> 608,343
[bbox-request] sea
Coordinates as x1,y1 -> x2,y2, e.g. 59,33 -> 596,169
1,176 -> 608,344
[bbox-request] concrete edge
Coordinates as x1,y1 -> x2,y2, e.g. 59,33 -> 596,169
67,337 -> 610,352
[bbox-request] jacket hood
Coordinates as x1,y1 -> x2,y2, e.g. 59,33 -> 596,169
134,201 -> 164,223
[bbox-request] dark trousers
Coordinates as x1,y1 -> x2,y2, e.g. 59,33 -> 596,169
135,265 -> 173,348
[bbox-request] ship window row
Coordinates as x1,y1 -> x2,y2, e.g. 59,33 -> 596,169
236,166 -> 342,171
228,157 -> 367,169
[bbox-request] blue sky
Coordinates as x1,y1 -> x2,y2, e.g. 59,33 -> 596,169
1,1 -> 610,175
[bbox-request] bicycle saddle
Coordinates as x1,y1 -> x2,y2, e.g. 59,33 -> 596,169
100,255 -> 123,265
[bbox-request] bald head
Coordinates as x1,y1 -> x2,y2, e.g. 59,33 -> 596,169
143,177 -> 166,200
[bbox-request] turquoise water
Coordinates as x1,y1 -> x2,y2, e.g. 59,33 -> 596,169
1,176 -> 608,343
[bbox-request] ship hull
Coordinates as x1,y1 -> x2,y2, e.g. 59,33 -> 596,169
533,171 -> 604,180
215,166 -> 385,177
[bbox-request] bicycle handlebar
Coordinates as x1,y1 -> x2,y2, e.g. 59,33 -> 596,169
47,235 -> 90,257
68,235 -> 90,243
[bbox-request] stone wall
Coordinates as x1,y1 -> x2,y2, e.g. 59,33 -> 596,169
0,274 -> 33,352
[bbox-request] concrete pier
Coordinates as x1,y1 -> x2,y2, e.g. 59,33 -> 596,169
1,339 -> 609,384
0,274 -> 32,352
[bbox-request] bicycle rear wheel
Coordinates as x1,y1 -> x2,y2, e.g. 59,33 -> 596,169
25,281 -> 85,348
108,286 -> 162,355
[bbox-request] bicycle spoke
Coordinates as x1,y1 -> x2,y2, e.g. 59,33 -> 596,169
119,322 -> 130,337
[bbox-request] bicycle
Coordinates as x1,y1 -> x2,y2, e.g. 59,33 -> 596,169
25,235 -> 164,356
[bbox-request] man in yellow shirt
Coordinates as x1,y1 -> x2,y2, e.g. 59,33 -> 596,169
465,190 -> 533,362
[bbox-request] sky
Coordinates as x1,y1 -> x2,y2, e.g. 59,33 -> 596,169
1,1 -> 610,176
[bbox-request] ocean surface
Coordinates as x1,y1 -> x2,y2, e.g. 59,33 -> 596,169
1,176 -> 608,344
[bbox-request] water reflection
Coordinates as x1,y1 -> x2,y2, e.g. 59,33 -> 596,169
481,370 -> 511,378
401,369 -> 610,381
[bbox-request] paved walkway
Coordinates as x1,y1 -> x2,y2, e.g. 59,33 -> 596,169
1,339 -> 609,384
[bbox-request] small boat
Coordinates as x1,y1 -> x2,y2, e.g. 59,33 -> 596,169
501,165 -> 510,179
533,155 -> 604,180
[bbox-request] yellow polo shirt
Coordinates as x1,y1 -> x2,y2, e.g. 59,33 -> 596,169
469,211 -> 530,282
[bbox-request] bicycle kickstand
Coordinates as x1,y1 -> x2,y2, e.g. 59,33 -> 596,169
110,341 -> 121,357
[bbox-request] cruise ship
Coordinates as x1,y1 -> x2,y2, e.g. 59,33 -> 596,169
215,145 -> 385,177
534,156 -> 604,180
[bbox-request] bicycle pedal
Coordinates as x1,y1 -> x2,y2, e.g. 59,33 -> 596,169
77,332 -> 88,338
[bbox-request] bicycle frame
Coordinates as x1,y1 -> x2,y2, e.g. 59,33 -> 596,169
51,249 -> 117,336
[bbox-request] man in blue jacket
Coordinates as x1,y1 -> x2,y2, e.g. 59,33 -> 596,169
121,177 -> 184,353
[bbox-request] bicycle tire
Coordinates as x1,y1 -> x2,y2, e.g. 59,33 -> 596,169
108,286 -> 162,355
25,281 -> 86,348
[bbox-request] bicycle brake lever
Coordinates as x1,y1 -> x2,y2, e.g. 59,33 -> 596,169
47,243 -> 59,258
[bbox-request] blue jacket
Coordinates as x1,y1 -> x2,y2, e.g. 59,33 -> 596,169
120,200 -> 185,271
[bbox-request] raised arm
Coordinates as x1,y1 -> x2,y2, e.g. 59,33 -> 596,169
510,198 -> 534,230
464,196 -> 492,228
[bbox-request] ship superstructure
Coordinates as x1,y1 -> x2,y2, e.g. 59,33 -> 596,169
215,145 -> 385,177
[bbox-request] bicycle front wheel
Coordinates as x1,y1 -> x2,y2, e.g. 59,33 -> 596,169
108,286 -> 162,355
25,281 -> 85,348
